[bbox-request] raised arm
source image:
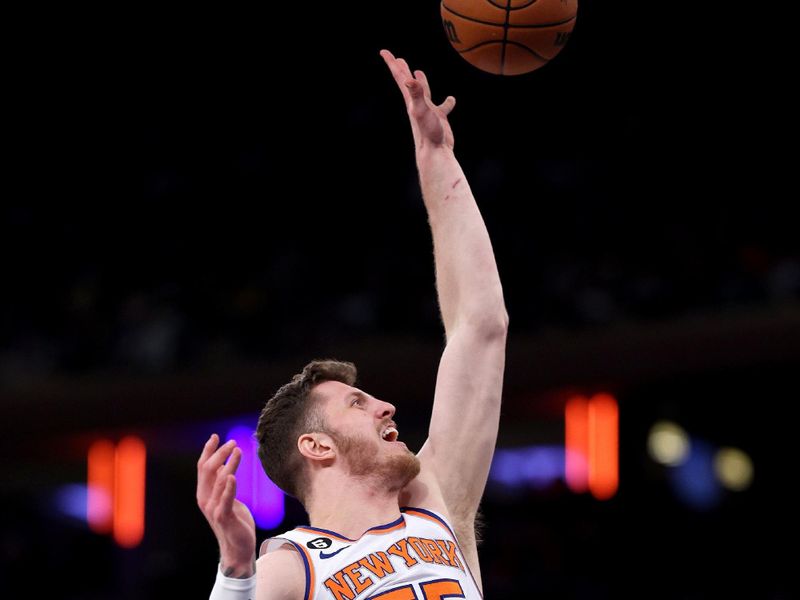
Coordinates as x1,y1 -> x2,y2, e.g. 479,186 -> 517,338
381,49 -> 508,563
197,434 -> 257,599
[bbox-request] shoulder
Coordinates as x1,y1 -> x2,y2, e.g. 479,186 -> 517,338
255,542 -> 305,600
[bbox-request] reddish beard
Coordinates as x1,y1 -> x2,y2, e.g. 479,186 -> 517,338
332,430 -> 421,492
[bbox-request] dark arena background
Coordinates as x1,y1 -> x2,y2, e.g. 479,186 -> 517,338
2,2 -> 796,598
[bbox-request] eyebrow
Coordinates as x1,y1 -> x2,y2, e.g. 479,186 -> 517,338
345,391 -> 364,404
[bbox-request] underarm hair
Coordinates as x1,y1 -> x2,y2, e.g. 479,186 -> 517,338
474,507 -> 485,546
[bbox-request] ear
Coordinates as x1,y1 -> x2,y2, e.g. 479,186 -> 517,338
297,432 -> 336,463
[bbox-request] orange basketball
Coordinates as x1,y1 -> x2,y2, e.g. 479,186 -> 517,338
440,0 -> 578,75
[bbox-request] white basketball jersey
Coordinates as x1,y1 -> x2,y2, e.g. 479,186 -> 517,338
260,506 -> 482,600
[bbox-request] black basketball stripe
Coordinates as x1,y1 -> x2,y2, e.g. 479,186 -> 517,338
458,39 -> 551,64
503,40 -> 551,64
501,0 -> 512,79
442,4 -> 576,28
484,0 -> 541,10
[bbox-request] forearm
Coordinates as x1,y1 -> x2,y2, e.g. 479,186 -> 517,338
417,146 -> 507,338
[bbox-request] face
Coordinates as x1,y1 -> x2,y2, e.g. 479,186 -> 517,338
314,380 -> 420,491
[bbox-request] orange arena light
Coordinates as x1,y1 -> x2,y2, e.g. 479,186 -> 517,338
565,395 -> 589,493
87,439 -> 115,534
588,394 -> 619,500
113,436 -> 146,548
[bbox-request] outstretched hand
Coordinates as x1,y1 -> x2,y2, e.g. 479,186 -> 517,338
197,434 -> 257,577
380,49 -> 456,151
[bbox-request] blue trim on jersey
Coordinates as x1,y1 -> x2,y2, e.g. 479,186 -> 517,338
285,540 -> 311,600
400,506 -> 457,539
366,516 -> 405,532
301,525 -> 358,541
298,515 -> 405,541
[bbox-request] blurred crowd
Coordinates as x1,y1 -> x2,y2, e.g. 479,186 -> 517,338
3,154 -> 798,384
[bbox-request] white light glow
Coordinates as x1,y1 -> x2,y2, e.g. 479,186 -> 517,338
714,447 -> 754,491
648,421 -> 690,466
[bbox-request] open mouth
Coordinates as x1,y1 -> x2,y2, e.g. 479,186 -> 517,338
381,426 -> 399,442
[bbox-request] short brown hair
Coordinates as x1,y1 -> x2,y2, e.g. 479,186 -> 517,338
256,359 -> 357,501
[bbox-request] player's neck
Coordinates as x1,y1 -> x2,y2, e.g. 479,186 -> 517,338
305,476 -> 402,540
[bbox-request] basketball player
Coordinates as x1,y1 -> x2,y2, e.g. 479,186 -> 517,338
197,49 -> 508,600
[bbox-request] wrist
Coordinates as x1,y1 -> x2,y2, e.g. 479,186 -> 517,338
415,143 -> 455,161
220,552 -> 256,578
416,146 -> 464,192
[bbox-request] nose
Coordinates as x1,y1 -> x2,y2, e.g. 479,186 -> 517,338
377,399 -> 395,420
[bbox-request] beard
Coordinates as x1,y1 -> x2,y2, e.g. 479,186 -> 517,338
332,430 -> 421,492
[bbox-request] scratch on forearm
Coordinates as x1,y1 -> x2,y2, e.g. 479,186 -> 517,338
452,178 -> 462,189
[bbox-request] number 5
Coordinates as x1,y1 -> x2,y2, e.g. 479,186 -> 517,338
368,578 -> 465,600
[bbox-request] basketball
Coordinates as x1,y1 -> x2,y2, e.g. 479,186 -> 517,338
440,0 -> 578,75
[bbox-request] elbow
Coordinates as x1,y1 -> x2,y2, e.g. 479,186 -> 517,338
500,307 -> 510,332
491,308 -> 510,338
467,306 -> 509,340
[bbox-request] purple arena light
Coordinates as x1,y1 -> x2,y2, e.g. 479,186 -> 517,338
489,445 -> 565,490
226,425 -> 285,530
55,484 -> 89,522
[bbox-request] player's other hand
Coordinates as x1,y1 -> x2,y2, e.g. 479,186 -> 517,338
197,434 -> 257,577
380,49 -> 456,151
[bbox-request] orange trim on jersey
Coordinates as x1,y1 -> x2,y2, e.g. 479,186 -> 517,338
401,509 -> 454,539
372,521 -> 406,535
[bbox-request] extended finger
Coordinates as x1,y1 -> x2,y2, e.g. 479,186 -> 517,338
218,475 -> 237,519
208,446 -> 241,502
395,58 -> 414,80
413,69 -> 432,102
405,79 -> 428,115
198,440 -> 236,489
221,445 -> 243,477
439,95 -> 456,116
208,462 -> 236,510
380,49 -> 411,103
197,433 -> 220,469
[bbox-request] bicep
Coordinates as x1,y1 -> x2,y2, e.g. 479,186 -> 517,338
419,327 -> 506,519
255,546 -> 305,600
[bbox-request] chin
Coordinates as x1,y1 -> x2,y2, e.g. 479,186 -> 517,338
385,451 -> 421,492
336,431 -> 420,490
